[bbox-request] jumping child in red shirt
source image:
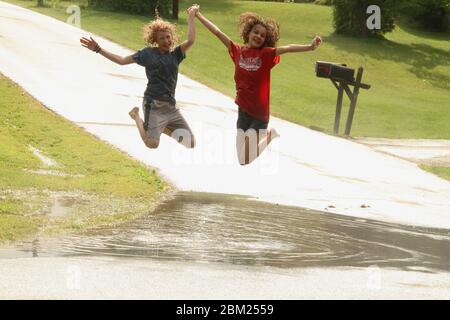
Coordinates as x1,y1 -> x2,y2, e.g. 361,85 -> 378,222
194,7 -> 321,165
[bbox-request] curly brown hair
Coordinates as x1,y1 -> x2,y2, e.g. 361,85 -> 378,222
239,12 -> 280,48
142,18 -> 179,47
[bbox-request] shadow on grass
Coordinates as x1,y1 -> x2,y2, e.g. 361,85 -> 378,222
396,17 -> 450,42
324,33 -> 450,90
308,125 -> 326,133
182,0 -> 239,14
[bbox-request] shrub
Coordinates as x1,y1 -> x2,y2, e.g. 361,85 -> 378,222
87,0 -> 171,16
314,0 -> 334,5
333,0 -> 401,37
406,0 -> 450,32
243,0 -> 315,3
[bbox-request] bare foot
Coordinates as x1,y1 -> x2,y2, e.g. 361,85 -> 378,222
269,128 -> 280,141
128,107 -> 139,120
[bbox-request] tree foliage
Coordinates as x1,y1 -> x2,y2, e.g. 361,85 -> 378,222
87,0 -> 171,16
333,0 -> 401,37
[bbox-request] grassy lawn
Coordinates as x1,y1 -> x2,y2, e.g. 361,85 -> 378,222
420,165 -> 450,182
0,73 -> 170,243
2,0 -> 449,182
4,0 -> 449,139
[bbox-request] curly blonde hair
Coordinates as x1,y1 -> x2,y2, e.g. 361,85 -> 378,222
142,17 -> 179,47
239,12 -> 280,48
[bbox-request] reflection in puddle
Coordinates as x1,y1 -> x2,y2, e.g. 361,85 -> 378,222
47,196 -> 84,218
49,198 -> 70,217
2,192 -> 450,272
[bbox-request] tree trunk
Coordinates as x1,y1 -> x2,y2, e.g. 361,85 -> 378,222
172,0 -> 179,20
37,0 -> 44,6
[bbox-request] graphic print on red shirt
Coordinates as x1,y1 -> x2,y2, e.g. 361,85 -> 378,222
228,42 -> 280,122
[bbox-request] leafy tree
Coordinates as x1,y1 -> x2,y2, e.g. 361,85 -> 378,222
333,0 -> 402,37
405,0 -> 449,31
87,0 -> 171,16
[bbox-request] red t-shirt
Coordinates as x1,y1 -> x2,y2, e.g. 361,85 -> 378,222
228,42 -> 280,121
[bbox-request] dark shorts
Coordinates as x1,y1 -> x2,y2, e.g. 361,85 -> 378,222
236,108 -> 269,132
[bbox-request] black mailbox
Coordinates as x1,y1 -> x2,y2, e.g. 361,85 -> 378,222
315,62 -> 371,136
316,61 -> 355,82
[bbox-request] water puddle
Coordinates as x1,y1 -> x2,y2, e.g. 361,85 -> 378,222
48,196 -> 79,217
1,192 -> 449,272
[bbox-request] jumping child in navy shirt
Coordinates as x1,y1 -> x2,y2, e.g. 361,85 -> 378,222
81,6 -> 200,149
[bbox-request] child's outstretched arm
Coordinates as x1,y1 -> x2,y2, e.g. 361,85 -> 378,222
180,5 -> 199,53
80,37 -> 135,65
194,6 -> 232,50
275,35 -> 322,56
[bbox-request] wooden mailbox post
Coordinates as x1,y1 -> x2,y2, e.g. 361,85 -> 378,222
330,67 -> 371,136
316,62 -> 371,136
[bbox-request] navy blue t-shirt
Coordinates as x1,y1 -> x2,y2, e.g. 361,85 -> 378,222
132,45 -> 185,105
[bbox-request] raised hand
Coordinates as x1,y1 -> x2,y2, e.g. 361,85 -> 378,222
187,4 -> 200,17
311,35 -> 322,50
80,36 -> 101,53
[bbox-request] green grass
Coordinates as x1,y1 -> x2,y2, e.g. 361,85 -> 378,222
2,0 -> 450,182
420,165 -> 450,181
4,0 -> 448,139
0,214 -> 41,242
0,73 -> 170,243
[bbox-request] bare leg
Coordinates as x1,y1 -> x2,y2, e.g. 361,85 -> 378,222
129,107 -> 147,141
256,128 -> 279,157
169,128 -> 196,149
236,129 -> 258,165
163,127 -> 173,137
236,128 -> 279,165
129,107 -> 159,148
236,129 -> 247,165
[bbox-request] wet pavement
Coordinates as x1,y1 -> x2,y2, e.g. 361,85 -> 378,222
1,1 -> 450,299
2,192 -> 449,273
354,138 -> 450,167
1,1 -> 450,229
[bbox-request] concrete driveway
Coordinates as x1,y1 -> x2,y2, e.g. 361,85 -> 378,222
0,256 -> 449,299
1,1 -> 450,300
1,1 -> 449,229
